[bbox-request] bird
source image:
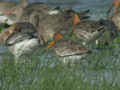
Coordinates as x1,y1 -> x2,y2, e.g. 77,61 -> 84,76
107,0 -> 120,14
0,22 -> 40,59
53,39 -> 91,64
46,9 -> 90,50
0,0 -> 28,24
73,19 -> 118,45
5,3 -> 90,49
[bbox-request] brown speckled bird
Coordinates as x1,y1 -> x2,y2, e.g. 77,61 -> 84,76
54,39 -> 91,64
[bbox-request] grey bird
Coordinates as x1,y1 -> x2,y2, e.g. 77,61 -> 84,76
0,22 -> 40,59
54,39 -> 91,64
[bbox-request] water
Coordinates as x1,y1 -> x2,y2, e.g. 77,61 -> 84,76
1,0 -> 120,88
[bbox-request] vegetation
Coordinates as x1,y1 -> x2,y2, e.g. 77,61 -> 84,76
0,51 -> 120,90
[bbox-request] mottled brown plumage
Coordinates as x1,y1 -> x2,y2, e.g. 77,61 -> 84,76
54,39 -> 91,64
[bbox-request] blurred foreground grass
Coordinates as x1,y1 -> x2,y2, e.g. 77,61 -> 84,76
0,52 -> 120,90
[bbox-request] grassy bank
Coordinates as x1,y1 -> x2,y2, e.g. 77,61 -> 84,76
0,55 -> 120,90
0,43 -> 120,90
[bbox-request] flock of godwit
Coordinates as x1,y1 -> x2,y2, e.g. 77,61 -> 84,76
0,0 -> 119,64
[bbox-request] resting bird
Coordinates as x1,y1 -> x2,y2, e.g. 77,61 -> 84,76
46,9 -> 90,50
0,22 -> 40,59
54,39 -> 91,64
6,3 -> 90,50
73,19 -> 118,45
0,0 -> 28,24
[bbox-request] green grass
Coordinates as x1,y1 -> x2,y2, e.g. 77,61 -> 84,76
0,55 -> 120,90
0,42 -> 120,90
